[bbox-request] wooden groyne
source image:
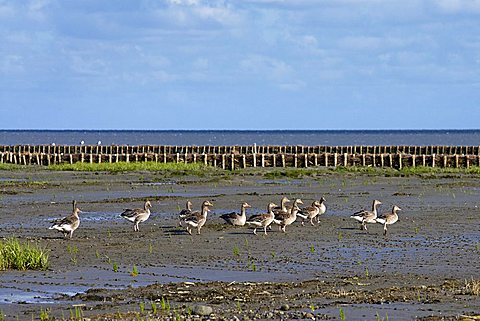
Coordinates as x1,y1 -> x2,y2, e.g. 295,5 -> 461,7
1,145 -> 479,169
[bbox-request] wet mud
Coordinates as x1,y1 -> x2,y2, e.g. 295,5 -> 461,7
0,169 -> 479,320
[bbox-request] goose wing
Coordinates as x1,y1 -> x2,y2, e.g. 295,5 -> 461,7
178,208 -> 192,218
182,211 -> 203,223
121,208 -> 144,219
220,212 -> 239,223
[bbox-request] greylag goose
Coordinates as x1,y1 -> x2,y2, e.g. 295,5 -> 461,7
274,198 -> 303,232
220,202 -> 251,226
178,200 -> 193,226
375,205 -> 401,236
181,200 -> 213,235
350,200 -> 382,231
315,197 -> 327,223
245,202 -> 277,235
120,200 -> 152,232
49,200 -> 81,239
273,196 -> 290,216
297,200 -> 322,226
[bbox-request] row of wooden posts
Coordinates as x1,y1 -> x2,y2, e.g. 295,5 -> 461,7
1,144 -> 480,156
1,145 -> 479,169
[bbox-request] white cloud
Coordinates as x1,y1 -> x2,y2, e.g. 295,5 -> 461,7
435,0 -> 480,13
1,55 -> 25,74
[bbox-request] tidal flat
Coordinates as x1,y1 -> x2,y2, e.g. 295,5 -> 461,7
0,167 -> 479,320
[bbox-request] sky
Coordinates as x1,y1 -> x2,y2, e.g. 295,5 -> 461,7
0,0 -> 479,130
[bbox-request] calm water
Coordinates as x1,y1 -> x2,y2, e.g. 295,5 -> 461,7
0,130 -> 479,146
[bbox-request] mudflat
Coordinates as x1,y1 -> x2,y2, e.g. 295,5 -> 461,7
0,168 -> 479,320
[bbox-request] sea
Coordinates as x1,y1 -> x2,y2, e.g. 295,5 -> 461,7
0,130 -> 479,146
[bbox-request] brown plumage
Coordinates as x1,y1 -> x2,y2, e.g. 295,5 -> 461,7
49,200 -> 81,239
181,200 -> 213,235
121,200 -> 152,232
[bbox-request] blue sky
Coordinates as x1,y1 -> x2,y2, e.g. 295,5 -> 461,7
1,0 -> 479,130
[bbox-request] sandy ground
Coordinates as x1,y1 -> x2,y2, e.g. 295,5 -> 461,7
0,168 -> 479,320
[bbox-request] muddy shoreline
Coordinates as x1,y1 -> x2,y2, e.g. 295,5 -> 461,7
0,168 -> 479,320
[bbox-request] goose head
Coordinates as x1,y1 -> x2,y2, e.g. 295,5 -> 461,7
241,202 -> 251,209
392,205 -> 401,213
145,201 -> 152,209
267,202 -> 277,212
280,197 -> 290,205
202,200 -> 214,211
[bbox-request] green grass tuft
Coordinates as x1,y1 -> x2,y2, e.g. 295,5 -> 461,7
0,238 -> 49,271
48,161 -> 215,174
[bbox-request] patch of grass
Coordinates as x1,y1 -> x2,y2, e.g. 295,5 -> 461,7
0,180 -> 51,188
67,244 -> 78,265
131,264 -> 139,277
48,161 -> 217,175
333,165 -> 480,177
0,238 -> 49,271
232,245 -> 240,257
264,168 -> 319,179
151,301 -> 158,314
339,308 -> 346,321
0,164 -> 25,171
160,297 -> 170,312
40,308 -> 49,321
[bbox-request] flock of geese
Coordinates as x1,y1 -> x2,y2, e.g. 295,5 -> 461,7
49,197 -> 401,239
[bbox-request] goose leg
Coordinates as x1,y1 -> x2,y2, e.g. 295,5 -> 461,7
310,218 -> 315,226
253,228 -> 257,235
383,224 -> 388,236
264,226 -> 268,235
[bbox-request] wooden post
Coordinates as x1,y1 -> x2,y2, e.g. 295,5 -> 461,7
272,154 -> 276,167
242,155 -> 247,168
432,154 -> 435,168
281,154 -> 285,168
380,154 -> 385,167
89,154 -> 93,164
222,154 -> 226,170
176,153 -> 180,163
362,154 -> 366,167
422,155 -> 426,167
304,154 -> 308,168
203,154 -> 207,166
253,153 -> 256,168
294,154 -> 298,168
412,155 -> 416,167
213,154 -> 217,168
261,154 -> 265,167
231,154 -> 235,170
343,153 -> 348,167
